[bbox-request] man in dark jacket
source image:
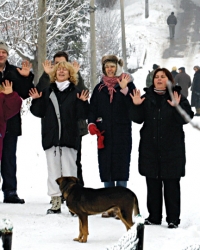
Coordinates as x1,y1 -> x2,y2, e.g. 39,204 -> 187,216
191,66 -> 200,116
36,51 -> 87,186
167,12 -> 177,39
0,41 -> 34,203
174,67 -> 191,98
171,66 -> 178,80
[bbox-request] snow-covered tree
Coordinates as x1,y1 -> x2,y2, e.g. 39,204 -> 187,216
0,0 -> 89,83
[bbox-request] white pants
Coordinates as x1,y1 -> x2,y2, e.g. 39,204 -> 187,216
45,146 -> 77,197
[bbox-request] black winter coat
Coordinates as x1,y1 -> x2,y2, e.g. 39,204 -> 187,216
171,70 -> 178,80
129,85 -> 193,179
36,71 -> 88,136
0,61 -> 34,136
88,81 -> 135,182
30,83 -> 89,150
191,70 -> 200,108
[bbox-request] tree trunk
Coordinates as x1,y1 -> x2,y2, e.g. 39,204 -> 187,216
90,0 -> 97,90
36,0 -> 47,84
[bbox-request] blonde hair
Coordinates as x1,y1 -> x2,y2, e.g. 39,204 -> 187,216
50,61 -> 78,85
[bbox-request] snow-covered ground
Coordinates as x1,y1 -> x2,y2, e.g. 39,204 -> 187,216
1,0 -> 200,249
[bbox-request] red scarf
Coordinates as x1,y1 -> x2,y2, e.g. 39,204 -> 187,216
99,75 -> 122,103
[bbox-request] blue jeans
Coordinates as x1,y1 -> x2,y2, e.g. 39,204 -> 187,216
1,133 -> 18,197
104,181 -> 127,188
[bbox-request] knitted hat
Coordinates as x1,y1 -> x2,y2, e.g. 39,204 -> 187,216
0,41 -> 9,54
102,55 -> 123,76
193,66 -> 200,70
178,67 -> 185,71
172,66 -> 177,71
153,64 -> 159,70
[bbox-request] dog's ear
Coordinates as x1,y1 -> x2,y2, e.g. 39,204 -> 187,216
56,177 -> 62,185
70,176 -> 79,184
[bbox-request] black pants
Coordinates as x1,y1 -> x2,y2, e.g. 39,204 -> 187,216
76,136 -> 84,186
146,177 -> 181,224
1,133 -> 18,197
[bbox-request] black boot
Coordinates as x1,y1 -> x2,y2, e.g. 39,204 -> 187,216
4,195 -> 25,204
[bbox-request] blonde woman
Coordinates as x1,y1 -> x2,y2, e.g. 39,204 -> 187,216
29,62 -> 89,214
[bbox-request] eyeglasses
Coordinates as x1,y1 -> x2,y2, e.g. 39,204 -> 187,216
57,68 -> 68,72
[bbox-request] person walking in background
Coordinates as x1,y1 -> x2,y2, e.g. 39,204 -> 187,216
30,61 -> 89,214
191,66 -> 200,116
88,55 -> 135,218
36,51 -> 87,186
171,66 -> 178,80
146,64 -> 160,87
0,41 -> 34,204
174,67 -> 191,98
167,12 -> 177,39
0,81 -> 22,172
128,68 -> 193,229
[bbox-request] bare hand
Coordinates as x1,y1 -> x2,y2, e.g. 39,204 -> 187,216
130,89 -> 145,105
167,91 -> 181,106
72,61 -> 80,73
29,88 -> 42,99
77,90 -> 89,101
1,80 -> 13,95
17,60 -> 32,77
42,60 -> 54,75
117,73 -> 130,89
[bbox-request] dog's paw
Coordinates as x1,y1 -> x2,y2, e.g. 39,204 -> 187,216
79,238 -> 87,243
73,237 -> 87,243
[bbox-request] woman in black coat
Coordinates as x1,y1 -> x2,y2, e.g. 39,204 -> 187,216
191,66 -> 200,116
88,55 -> 135,193
29,61 -> 89,214
128,68 -> 193,228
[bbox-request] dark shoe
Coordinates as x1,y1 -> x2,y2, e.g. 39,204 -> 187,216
168,222 -> 178,229
144,218 -> 161,225
4,195 -> 25,204
47,208 -> 61,214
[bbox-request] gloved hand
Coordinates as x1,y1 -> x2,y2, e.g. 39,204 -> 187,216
88,123 -> 100,135
98,133 -> 104,149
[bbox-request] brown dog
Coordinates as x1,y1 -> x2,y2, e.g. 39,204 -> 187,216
56,176 -> 140,243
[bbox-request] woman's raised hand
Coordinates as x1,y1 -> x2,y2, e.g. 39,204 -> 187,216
117,73 -> 131,89
130,89 -> 145,105
77,90 -> 89,101
29,88 -> 42,99
42,60 -> 53,75
1,80 -> 13,95
167,91 -> 181,106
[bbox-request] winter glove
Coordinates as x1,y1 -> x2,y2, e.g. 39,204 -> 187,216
97,133 -> 104,149
88,123 -> 105,149
88,123 -> 100,135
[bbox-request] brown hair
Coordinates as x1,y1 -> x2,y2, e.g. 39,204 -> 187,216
49,61 -> 78,85
152,68 -> 174,85
53,51 -> 68,62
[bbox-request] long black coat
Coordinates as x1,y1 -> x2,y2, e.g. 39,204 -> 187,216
191,69 -> 200,108
129,85 -> 193,179
88,81 -> 135,182
30,83 -> 89,150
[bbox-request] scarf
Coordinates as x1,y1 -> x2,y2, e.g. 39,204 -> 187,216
154,88 -> 166,95
55,80 -> 70,92
99,75 -> 122,103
